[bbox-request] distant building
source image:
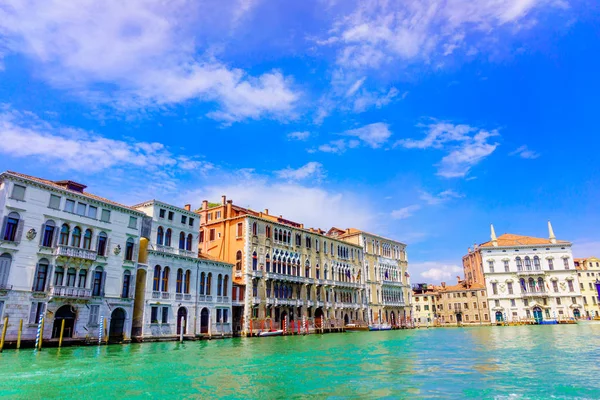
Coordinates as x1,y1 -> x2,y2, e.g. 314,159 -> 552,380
435,279 -> 490,325
412,283 -> 438,326
574,257 -> 600,318
471,222 -> 583,323
327,228 -> 410,326
131,200 -> 232,340
0,171 -> 144,344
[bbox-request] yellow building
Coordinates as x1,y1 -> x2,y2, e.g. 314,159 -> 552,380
575,257 -> 600,318
329,228 -> 410,327
435,279 -> 490,326
412,284 -> 438,326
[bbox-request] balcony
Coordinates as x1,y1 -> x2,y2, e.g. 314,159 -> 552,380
55,245 -> 97,261
154,244 -> 197,258
382,300 -> 406,307
264,272 -> 309,284
52,286 -> 91,299
382,280 -> 406,288
523,290 -> 548,297
253,296 -> 261,304
516,269 -> 545,276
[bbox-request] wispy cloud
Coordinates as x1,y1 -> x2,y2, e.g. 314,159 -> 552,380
276,162 -> 326,181
0,0 -> 299,123
420,189 -> 463,205
391,204 -> 421,220
414,261 -> 463,282
396,121 -> 500,178
315,122 -> 392,154
287,131 -> 311,141
510,145 -> 540,159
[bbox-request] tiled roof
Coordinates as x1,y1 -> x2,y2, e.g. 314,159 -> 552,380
3,171 -> 143,214
480,233 -> 569,248
437,282 -> 486,292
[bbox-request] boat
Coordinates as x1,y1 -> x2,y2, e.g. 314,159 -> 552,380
345,324 -> 369,332
368,324 -> 392,331
258,330 -> 283,337
578,319 -> 600,325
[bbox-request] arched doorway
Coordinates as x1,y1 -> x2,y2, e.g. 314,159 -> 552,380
314,308 -> 324,328
109,308 -> 126,342
533,307 -> 543,323
573,309 -> 581,319
456,313 -> 463,324
390,311 -> 396,327
200,308 -> 209,333
344,313 -> 349,325
177,307 -> 187,335
495,311 -> 504,322
280,311 -> 288,330
52,305 -> 76,339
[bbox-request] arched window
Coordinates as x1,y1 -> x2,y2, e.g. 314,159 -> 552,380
41,220 -> 56,247
217,274 -> 223,296
179,232 -> 186,250
548,258 -> 554,270
252,222 -> 258,236
66,268 -> 76,286
252,251 -> 257,271
519,278 -> 526,293
125,237 -> 135,261
97,232 -> 108,256
157,226 -> 164,245
537,277 -> 545,293
266,254 -> 270,272
162,267 -> 170,292
266,225 -> 271,239
324,264 -> 328,280
92,267 -> 104,297
176,269 -> 183,293
54,266 -> 64,286
206,273 -> 212,295
184,270 -> 191,294
0,253 -> 12,288
277,257 -> 282,274
153,265 -> 161,291
71,226 -> 82,247
78,269 -> 87,288
524,257 -> 532,271
186,234 -> 193,251
2,212 -> 20,242
223,275 -> 229,296
165,229 -> 172,247
236,251 -> 242,271
200,272 -> 206,295
305,260 -> 310,278
83,229 -> 93,250
33,258 -> 49,292
316,264 -> 320,279
533,256 -> 541,270
122,270 -> 132,298
528,278 -> 535,292
516,257 -> 523,271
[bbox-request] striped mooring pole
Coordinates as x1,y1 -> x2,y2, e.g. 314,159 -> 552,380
98,316 -> 104,345
34,314 -> 43,351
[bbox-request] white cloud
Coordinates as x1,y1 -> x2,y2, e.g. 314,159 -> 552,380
352,87 -> 403,112
346,77 -> 367,97
320,0 -> 569,70
510,145 -> 540,159
420,189 -> 463,205
397,121 -> 500,178
316,139 -> 361,154
287,131 -> 311,141
186,171 -> 376,231
0,0 -> 299,123
414,261 -> 463,282
343,122 -> 392,148
391,205 -> 421,220
276,162 -> 326,181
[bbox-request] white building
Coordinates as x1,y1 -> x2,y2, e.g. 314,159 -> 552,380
0,171 -> 144,344
131,200 -> 232,340
481,222 -> 583,323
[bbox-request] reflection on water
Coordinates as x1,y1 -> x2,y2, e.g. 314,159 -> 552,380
0,325 -> 599,399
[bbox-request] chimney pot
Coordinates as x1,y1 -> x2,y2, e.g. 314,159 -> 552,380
202,200 -> 208,210
264,209 -> 269,214
221,195 -> 226,205
184,204 -> 191,211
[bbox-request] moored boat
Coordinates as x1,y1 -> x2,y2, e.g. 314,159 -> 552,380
258,330 -> 284,337
345,324 -> 369,332
368,324 -> 392,331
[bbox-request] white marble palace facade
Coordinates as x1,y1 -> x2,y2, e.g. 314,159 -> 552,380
481,222 -> 583,322
132,200 -> 232,339
0,171 -> 144,343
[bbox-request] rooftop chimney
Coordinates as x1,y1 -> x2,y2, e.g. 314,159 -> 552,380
441,282 -> 446,288
221,195 -> 227,205
184,204 -> 191,211
202,200 -> 208,210
264,209 -> 269,215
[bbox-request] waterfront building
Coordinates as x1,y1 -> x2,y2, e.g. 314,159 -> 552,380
131,200 -> 232,340
435,279 -> 490,326
197,196 -> 368,335
466,222 -> 583,323
0,171 -> 144,344
574,257 -> 600,318
327,228 -> 410,326
411,283 -> 438,326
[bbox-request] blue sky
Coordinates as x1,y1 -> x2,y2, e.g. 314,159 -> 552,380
1,0 -> 599,283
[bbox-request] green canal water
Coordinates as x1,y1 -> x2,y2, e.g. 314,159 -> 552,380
1,325 -> 599,399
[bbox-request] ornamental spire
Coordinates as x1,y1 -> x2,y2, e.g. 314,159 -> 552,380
548,220 -> 556,244
490,223 -> 498,247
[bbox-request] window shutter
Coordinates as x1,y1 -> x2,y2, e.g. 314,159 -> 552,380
39,223 -> 47,245
45,265 -> 54,291
95,235 -> 100,254
31,264 -> 37,291
52,228 -> 59,248
141,216 -> 152,239
29,302 -> 37,324
129,271 -> 137,299
105,238 -> 111,257
0,216 -> 7,240
100,271 -> 107,297
15,219 -> 25,243
133,243 -> 139,263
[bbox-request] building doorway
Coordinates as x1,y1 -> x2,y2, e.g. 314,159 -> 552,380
390,311 -> 396,327
573,309 -> 581,319
315,308 -> 324,328
495,311 -> 504,322
280,311 -> 288,330
456,313 -> 463,324
344,313 -> 349,325
200,308 -> 209,333
533,307 -> 543,323
109,308 -> 126,342
177,307 -> 187,335
52,305 -> 76,339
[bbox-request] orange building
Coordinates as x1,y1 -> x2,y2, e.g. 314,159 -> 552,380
463,245 -> 484,286
435,279 -> 489,326
197,196 -> 367,335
